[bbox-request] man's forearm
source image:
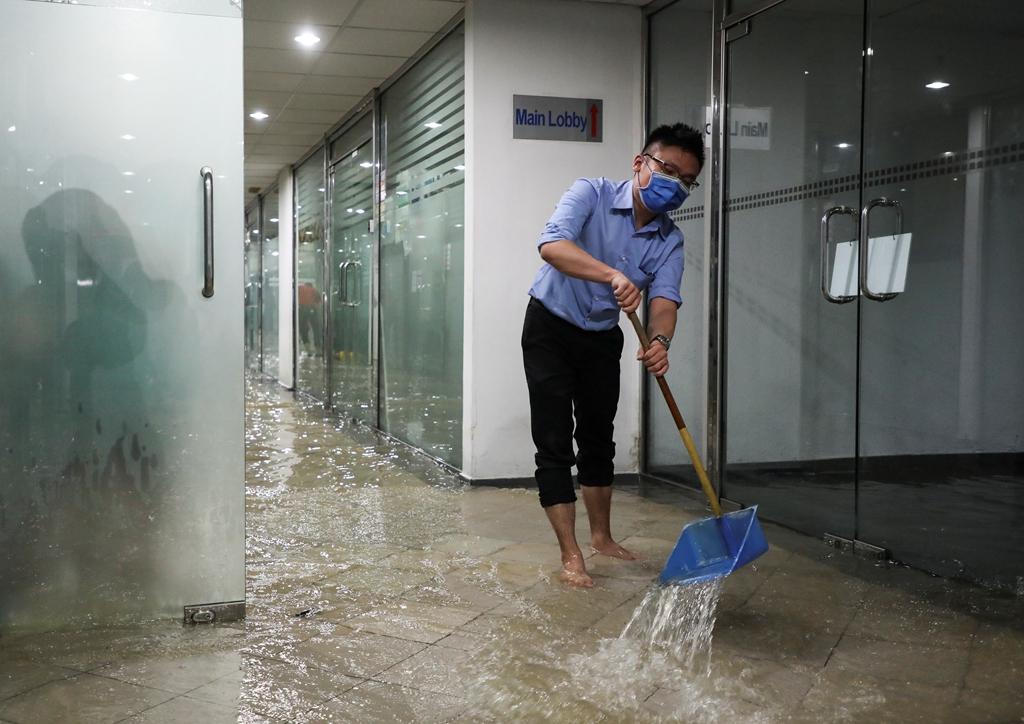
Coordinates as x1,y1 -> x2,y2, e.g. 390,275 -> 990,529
647,297 -> 678,340
539,239 -> 616,284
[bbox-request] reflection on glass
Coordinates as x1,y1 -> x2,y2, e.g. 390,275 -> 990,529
646,0 -> 712,490
329,114 -> 375,423
380,30 -> 464,466
260,186 -> 280,378
295,152 -> 326,399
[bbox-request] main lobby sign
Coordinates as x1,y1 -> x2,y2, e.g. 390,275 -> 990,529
513,95 -> 603,143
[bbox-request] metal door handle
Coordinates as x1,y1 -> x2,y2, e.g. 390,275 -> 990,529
338,260 -> 350,306
859,197 -> 903,301
200,166 -> 214,298
346,260 -> 363,308
820,205 -> 857,304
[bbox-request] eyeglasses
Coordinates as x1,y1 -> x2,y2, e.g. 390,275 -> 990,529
644,153 -> 700,192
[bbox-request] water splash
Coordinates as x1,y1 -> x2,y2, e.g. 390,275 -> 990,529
621,579 -> 725,674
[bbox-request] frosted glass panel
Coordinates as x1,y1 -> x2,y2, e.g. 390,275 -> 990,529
380,30 -> 464,466
260,186 -> 280,378
0,0 -> 243,628
295,151 -> 327,399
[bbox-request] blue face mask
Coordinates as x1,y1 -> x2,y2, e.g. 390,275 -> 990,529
637,169 -> 689,214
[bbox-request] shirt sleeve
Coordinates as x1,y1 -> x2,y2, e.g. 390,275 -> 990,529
537,178 -> 598,248
648,236 -> 684,306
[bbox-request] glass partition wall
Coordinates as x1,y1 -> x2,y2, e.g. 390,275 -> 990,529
260,185 -> 281,377
379,30 -> 465,467
269,26 -> 465,468
244,202 -> 262,372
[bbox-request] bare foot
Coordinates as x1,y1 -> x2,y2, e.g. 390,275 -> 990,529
559,553 -> 594,588
591,538 -> 642,561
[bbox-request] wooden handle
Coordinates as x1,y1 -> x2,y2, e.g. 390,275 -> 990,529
628,310 -> 723,517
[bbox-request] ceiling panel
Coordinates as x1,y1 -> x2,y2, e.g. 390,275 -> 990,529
287,93 -> 366,111
243,0 -> 360,24
294,74 -> 381,96
244,20 -> 341,50
245,47 -> 321,74
327,27 -> 435,56
244,71 -> 306,92
346,0 -> 463,32
311,52 -> 406,78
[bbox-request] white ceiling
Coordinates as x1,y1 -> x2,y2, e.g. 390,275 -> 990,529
243,0 -> 652,199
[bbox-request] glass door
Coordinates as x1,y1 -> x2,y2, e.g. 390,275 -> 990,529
720,0 -> 863,539
0,0 -> 243,626
328,115 -> 377,423
857,0 -> 1024,589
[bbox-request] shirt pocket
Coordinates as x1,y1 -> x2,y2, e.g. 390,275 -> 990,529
615,255 -> 656,291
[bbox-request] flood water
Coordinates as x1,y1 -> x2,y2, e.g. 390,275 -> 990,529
2,377 -> 1022,723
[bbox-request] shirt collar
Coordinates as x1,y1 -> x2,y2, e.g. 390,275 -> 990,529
615,178 -> 674,238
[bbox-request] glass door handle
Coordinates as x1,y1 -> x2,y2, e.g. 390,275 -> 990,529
344,260 -> 362,307
820,205 -> 858,304
338,260 -> 351,306
200,166 -> 214,298
859,197 -> 903,302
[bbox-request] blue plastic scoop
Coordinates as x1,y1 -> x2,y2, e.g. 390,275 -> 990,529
627,311 -> 769,585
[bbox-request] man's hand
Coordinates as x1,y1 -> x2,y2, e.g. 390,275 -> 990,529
610,272 -> 641,314
636,340 -> 669,377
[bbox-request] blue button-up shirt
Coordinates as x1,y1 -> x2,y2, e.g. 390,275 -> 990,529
529,177 -> 684,331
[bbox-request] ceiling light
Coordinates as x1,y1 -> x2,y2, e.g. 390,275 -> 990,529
416,235 -> 426,239
124,189 -> 133,194
6,125 -> 14,132
121,134 -> 135,140
359,161 -> 373,168
836,142 -> 852,149
355,208 -> 365,214
119,73 -> 139,81
249,111 -> 269,120
926,80 -> 950,90
453,164 -> 465,171
270,217 -> 279,223
396,191 -> 408,196
122,171 -> 135,176
424,122 -> 442,129
943,151 -> 954,157
317,187 -> 325,192
295,32 -> 320,47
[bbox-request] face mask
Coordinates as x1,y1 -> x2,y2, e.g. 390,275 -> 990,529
637,169 -> 689,214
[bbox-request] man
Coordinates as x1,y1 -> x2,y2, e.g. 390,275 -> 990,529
522,123 -> 704,588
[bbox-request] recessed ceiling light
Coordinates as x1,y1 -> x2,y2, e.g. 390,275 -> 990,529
396,191 -> 408,196
124,189 -> 133,194
359,161 -> 373,168
317,187 -> 325,192
943,151 -> 954,157
295,32 -> 320,47
121,134 -> 135,140
836,142 -> 852,149
355,208 -> 365,214
424,122 -> 442,129
6,125 -> 15,132
122,171 -> 135,176
119,73 -> 139,81
926,81 -> 950,90
249,111 -> 269,120
453,164 -> 465,171
416,235 -> 426,239
270,217 -> 279,223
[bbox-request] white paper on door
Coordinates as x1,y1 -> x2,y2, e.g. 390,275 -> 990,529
829,233 -> 912,298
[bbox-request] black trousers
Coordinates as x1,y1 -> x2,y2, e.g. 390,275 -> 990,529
522,297 -> 623,507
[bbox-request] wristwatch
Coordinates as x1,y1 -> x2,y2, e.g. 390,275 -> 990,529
652,334 -> 672,350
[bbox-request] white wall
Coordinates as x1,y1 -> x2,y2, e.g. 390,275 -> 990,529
277,166 -> 295,389
463,0 -> 644,481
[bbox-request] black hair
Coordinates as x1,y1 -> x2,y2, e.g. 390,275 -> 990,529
643,123 -> 705,170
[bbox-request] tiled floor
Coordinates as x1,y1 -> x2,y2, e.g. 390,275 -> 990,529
1,381 -> 1022,723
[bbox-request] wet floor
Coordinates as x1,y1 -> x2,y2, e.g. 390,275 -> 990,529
2,378 -> 1023,723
